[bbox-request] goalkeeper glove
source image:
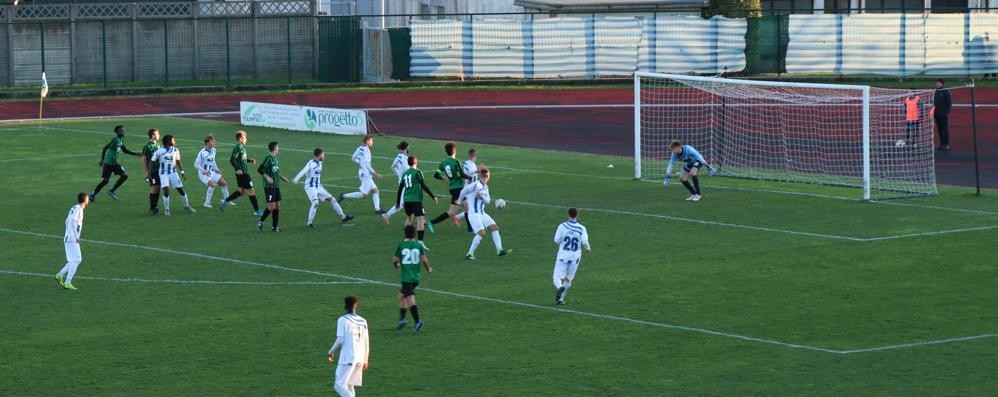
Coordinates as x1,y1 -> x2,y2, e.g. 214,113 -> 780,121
707,166 -> 717,176
662,176 -> 670,187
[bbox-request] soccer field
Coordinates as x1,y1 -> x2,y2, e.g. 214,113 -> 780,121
1,117 -> 996,396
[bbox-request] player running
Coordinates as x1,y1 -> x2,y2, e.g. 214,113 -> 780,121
428,142 -> 473,232
219,131 -> 262,215
392,224 -> 432,334
292,148 -> 354,228
54,192 -> 90,290
663,140 -> 716,202
395,156 -> 438,250
339,135 -> 385,214
454,148 -> 483,232
140,128 -> 162,215
150,135 -> 196,216
459,168 -> 512,260
381,141 -> 410,224
552,207 -> 591,305
193,134 -> 232,208
256,142 -> 290,232
91,125 -> 140,202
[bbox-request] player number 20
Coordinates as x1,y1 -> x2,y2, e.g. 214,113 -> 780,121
562,236 -> 579,252
401,248 -> 420,264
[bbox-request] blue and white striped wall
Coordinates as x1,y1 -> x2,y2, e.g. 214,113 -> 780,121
410,16 -> 747,78
787,13 -> 998,76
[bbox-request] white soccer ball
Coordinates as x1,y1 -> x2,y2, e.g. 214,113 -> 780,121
895,139 -> 906,148
494,199 -> 507,209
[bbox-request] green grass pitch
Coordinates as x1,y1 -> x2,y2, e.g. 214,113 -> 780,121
1,117 -> 995,396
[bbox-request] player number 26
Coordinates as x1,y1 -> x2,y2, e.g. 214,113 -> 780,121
562,236 -> 579,252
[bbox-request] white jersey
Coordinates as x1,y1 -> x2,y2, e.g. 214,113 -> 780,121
293,158 -> 324,189
64,204 -> 84,243
463,159 -> 479,185
391,151 -> 409,181
351,145 -> 375,177
460,181 -> 491,215
151,146 -> 180,175
193,147 -> 220,175
328,312 -> 369,365
555,220 -> 590,261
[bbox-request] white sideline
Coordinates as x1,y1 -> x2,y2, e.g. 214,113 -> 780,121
2,227 -> 994,355
0,269 -> 365,286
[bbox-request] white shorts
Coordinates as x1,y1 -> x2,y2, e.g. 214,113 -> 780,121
198,171 -> 223,186
359,173 -> 377,193
468,212 -> 496,233
159,173 -> 183,189
306,186 -> 333,202
553,256 -> 580,284
335,363 -> 364,388
65,241 -> 81,263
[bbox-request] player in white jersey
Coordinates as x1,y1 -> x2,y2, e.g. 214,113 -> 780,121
338,135 -> 385,214
552,207 -> 591,305
293,148 -> 354,228
381,141 -> 410,225
459,168 -> 512,260
327,296 -> 369,397
454,148 -> 482,232
193,135 -> 232,208
150,134 -> 196,216
54,193 -> 90,290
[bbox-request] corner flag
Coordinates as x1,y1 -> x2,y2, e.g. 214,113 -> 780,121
40,72 -> 48,98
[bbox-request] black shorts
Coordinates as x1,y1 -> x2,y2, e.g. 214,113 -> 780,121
101,164 -> 125,179
400,282 -> 418,297
147,172 -> 160,186
683,160 -> 704,173
449,188 -> 463,205
264,188 -> 281,203
236,173 -> 254,189
403,202 -> 425,217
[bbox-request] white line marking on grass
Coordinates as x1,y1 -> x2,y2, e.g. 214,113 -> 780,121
0,269 -> 365,286
0,153 -> 95,162
869,200 -> 998,216
860,224 -> 998,241
3,227 -> 994,354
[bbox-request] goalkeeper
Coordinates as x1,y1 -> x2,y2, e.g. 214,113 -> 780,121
663,140 -> 715,202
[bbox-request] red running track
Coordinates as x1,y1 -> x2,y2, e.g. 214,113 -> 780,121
1,88 -> 993,188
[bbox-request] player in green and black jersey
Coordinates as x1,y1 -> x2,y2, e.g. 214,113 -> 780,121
428,142 -> 473,231
395,155 -> 437,249
392,224 -> 432,334
256,141 -> 290,232
140,128 -> 162,215
219,130 -> 262,215
91,125 -> 140,202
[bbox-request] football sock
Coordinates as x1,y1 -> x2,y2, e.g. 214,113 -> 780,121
149,193 -> 158,210
224,191 -> 241,203
399,308 -> 407,321
259,208 -> 271,222
417,230 -> 425,241
63,260 -> 81,285
177,189 -> 190,207
308,202 -> 318,224
469,235 -> 482,254
692,176 -> 701,195
385,204 -> 399,218
491,231 -> 503,250
561,281 -> 572,299
162,194 -> 170,211
248,195 -> 260,211
344,192 -> 364,200
430,213 -> 450,225
205,186 -> 214,204
409,305 -> 420,322
372,192 -> 381,211
220,186 -> 229,199
682,180 -> 696,195
330,200 -> 346,218
110,174 -> 128,191
272,209 -> 279,228
93,178 -> 109,195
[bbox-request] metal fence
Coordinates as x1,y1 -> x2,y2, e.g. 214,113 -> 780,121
3,4 -> 998,89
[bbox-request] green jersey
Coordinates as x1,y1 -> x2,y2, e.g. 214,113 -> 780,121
437,158 -> 465,190
102,136 -> 125,166
258,154 -> 281,189
401,168 -> 427,203
141,140 -> 160,171
231,144 -> 249,174
395,240 -> 425,283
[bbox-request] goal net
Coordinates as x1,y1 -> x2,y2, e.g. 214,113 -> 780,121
634,73 -> 938,200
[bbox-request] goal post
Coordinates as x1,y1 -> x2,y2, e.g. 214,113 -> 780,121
634,72 -> 937,200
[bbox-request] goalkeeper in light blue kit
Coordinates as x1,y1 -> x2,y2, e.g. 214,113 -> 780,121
663,140 -> 715,202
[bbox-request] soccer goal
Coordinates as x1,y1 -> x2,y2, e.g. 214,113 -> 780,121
633,72 -> 938,200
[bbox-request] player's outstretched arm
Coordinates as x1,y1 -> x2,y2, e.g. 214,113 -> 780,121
419,179 -> 437,203
292,163 -> 310,184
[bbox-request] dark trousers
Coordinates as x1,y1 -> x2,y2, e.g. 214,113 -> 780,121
904,120 -> 920,143
934,114 -> 949,146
